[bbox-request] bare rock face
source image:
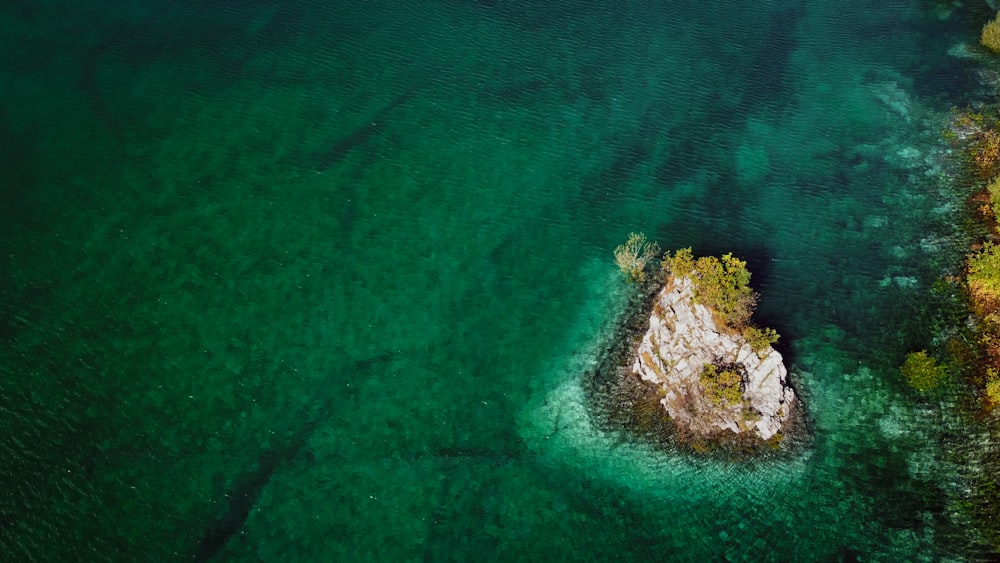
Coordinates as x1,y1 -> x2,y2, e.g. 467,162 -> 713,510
632,276 -> 795,441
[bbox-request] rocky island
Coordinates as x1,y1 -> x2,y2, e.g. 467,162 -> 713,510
592,234 -> 800,453
634,273 -> 794,442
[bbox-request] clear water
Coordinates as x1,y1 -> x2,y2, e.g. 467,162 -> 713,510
0,0 -> 991,560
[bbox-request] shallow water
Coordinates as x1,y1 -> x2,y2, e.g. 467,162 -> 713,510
0,0 -> 992,560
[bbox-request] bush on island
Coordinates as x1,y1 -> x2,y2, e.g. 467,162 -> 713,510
974,130 -> 1000,179
951,109 -> 1000,179
743,326 -> 781,354
700,363 -> 743,406
987,369 -> 1000,406
968,242 -> 1000,317
987,175 -> 1000,219
614,232 -> 661,283
983,13 -> 1000,53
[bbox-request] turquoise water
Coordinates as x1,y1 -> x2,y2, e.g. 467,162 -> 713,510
1,0 -> 994,560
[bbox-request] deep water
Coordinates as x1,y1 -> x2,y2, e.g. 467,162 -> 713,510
0,0 -> 994,560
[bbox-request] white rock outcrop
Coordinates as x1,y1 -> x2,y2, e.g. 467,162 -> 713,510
632,276 -> 795,441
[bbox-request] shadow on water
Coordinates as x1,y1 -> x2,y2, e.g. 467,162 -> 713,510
311,88 -> 420,172
192,347 -> 527,560
734,0 -> 807,117
907,8 -> 984,106
193,422 -> 319,559
192,351 -> 394,560
78,0 -> 310,150
569,2 -> 810,213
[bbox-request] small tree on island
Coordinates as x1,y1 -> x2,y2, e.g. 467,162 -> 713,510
614,232 -> 661,282
983,13 -> 1000,52
700,363 -> 744,406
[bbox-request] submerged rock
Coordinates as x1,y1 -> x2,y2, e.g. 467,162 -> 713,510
631,276 -> 796,441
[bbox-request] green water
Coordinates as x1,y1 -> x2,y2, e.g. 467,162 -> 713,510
1,0 -> 994,560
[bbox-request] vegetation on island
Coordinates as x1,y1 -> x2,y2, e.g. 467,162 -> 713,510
988,175 -> 1000,218
662,247 -> 780,352
699,363 -> 744,407
614,235 -> 782,413
663,248 -> 756,329
613,232 -> 660,283
948,105 -> 1000,406
614,236 -> 780,352
924,13 -> 1000,548
984,13 -> 1000,53
968,241 -> 1000,405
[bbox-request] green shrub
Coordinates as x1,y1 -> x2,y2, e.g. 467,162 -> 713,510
987,175 -> 1000,219
983,13 -> 1000,53
987,368 -> 1000,407
663,247 -> 695,280
901,350 -> 946,392
687,253 -> 756,329
700,363 -> 744,406
743,326 -> 780,354
968,242 -> 1000,316
614,232 -> 661,282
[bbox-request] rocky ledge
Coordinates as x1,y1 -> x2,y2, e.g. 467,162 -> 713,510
632,276 -> 796,442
